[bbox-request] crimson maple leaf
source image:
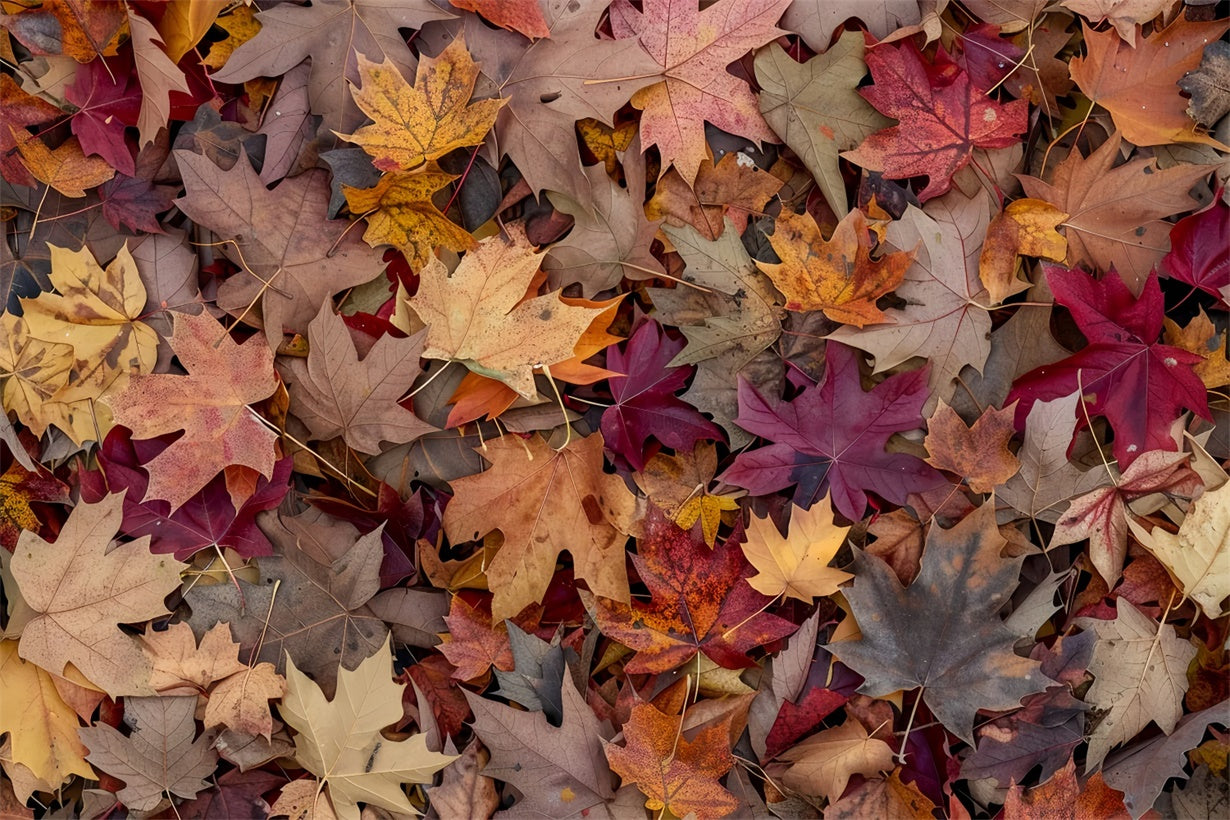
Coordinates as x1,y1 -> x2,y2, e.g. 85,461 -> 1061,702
720,342 -> 946,520
842,38 -> 1027,201
584,508 -> 796,674
601,320 -> 722,471
1162,198 -> 1228,305
1008,265 -> 1210,469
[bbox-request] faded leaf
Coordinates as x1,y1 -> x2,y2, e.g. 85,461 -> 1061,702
924,399 -> 1021,494
1128,482 -> 1229,620
741,496 -> 853,602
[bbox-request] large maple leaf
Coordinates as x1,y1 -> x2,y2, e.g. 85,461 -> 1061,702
610,0 -> 790,184
585,507 -> 796,674
826,502 -> 1049,743
443,432 -> 638,622
174,149 -> 386,342
842,39 -> 1027,201
103,310 -> 279,510
1007,265 -> 1210,469
720,342 -> 945,521
600,319 -> 722,472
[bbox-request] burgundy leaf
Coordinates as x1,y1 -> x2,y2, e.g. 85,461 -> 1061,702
65,55 -> 140,175
1161,197 -> 1228,305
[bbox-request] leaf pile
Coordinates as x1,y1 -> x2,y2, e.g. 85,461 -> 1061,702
1,1 -> 1228,817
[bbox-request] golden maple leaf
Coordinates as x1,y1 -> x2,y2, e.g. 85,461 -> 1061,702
343,169 -> 476,270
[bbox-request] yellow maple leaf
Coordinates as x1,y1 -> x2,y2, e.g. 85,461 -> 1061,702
634,443 -> 741,545
18,243 -> 158,444
407,224 -> 613,398
0,313 -> 73,435
978,198 -> 1068,305
281,636 -> 455,820
1164,309 -> 1230,389
340,37 -> 505,172
344,169 -> 476,270
1129,483 -> 1230,620
741,495 -> 853,602
14,133 -> 114,197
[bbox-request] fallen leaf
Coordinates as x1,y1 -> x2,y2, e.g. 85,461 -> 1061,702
1165,310 -> 1230,389
103,310 -> 279,510
63,55 -> 140,176
343,169 -> 476,270
126,9 -> 189,147
0,313 -> 74,436
779,717 -> 894,802
450,0 -> 550,39
2,0 -> 127,62
437,596 -> 515,682
1128,482 -> 1229,620
0,460 -> 70,550
78,695 -> 218,812
1161,198 -> 1228,304
12,493 -> 186,697
156,0 -> 228,63
428,740 -> 499,820
822,771 -> 937,819
924,399 -> 1021,493
339,38 -> 504,172
759,207 -> 912,326
1002,756 -> 1128,819
646,148 -> 785,240
1179,40 -> 1230,126
0,74 -> 62,186
279,636 -> 456,820
826,502 -> 1049,743
634,443 -> 741,545
978,198 -> 1068,305
741,496 -> 853,603
1060,0 -> 1175,41
15,133 -> 115,197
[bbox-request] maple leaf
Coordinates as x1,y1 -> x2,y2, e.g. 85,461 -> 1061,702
11,493 -> 187,698
1007,266 -> 1210,469
78,695 -> 218,812
605,701 -> 739,818
782,0 -> 925,49
1017,132 -> 1216,290
1081,600 -> 1198,769
443,432 -> 636,622
634,443 -> 741,545
823,771 -> 937,819
0,460 -> 69,550
741,496 -> 853,603
923,399 -> 1021,494
279,636 -> 456,820
103,310 -> 279,510
585,508 -> 796,674
0,74 -> 62,187
1,0 -> 128,62
174,148 -> 385,341
465,674 -> 616,816
156,0 -> 228,63
827,195 -> 993,395
978,198 -> 1068,305
601,320 -> 722,472
0,314 -> 73,436
438,596 -> 515,682
451,0 -> 550,39
1070,17 -> 1230,148
646,147 -> 785,241
64,56 -> 140,176
461,0 -> 661,205
1128,483 -> 1229,620
755,33 -> 889,218
1165,309 -> 1230,389
343,169 -> 477,270
0,641 -> 94,793
339,38 -> 505,172
127,9 -> 189,147
408,225 -> 615,399
610,0 -> 789,184
14,133 -> 115,197
721,341 -> 944,521
1003,756 -> 1129,819
842,39 -> 1028,201
826,503 -> 1049,743
207,0 -> 455,133
1051,450 -> 1201,585
1180,40 -> 1230,126
282,303 -> 434,454
1162,198 -> 1229,304
779,717 -> 895,803
759,208 -> 913,326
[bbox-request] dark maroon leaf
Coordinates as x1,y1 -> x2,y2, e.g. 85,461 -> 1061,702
65,55 -> 140,175
600,320 -> 722,471
720,342 -> 946,520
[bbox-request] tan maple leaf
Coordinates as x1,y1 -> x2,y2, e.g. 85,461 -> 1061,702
741,497 -> 853,603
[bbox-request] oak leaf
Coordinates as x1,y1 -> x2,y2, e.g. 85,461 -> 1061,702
1069,18 -> 1230,148
585,508 -> 796,674
923,399 -> 1020,494
104,310 -> 279,510
280,636 -> 456,820
842,39 -> 1028,201
11,493 -> 187,698
634,443 -> 741,546
610,0 -> 790,184
1081,600 -> 1198,769
826,503 -> 1049,743
827,195 -> 993,395
340,38 -> 504,172
407,225 -> 614,399
741,496 -> 853,603
78,695 -> 218,812
0,640 -> 93,792
779,717 -> 894,803
605,701 -> 739,818
174,149 -> 386,341
755,34 -> 889,218
1017,132 -> 1215,290
1128,482 -> 1229,620
343,169 -> 476,270
759,208 -> 912,326
443,432 -> 637,622
283,303 -> 434,454
978,198 -> 1068,305
1052,450 -> 1201,585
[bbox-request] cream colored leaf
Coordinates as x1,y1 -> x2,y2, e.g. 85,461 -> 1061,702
143,622 -> 246,696
1130,483 -> 1229,620
204,662 -> 285,740
741,496 -> 853,602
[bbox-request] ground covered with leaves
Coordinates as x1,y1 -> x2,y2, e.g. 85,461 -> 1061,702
1,0 -> 1228,817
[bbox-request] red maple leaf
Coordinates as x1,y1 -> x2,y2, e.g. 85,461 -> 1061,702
600,320 -> 722,471
719,342 -> 946,521
1007,265 -> 1210,468
1162,197 -> 1228,306
585,508 -> 796,674
64,55 -> 140,176
842,38 -> 1027,201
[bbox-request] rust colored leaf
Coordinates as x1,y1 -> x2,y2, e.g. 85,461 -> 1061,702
978,198 -> 1068,305
1003,755 -> 1129,819
15,134 -> 115,197
924,399 -> 1021,494
450,0 -> 550,39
